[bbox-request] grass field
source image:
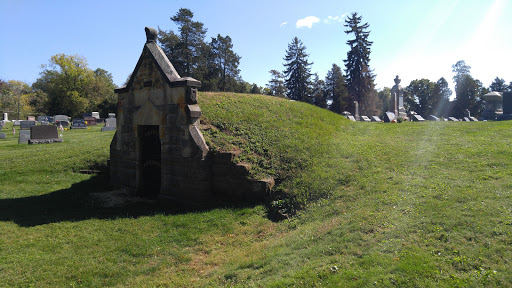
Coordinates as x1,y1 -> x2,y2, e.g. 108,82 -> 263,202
1,92 -> 511,287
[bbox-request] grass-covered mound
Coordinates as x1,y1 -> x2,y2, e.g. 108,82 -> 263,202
0,92 -> 511,287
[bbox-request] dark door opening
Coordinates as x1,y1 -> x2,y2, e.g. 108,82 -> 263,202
140,125 -> 161,198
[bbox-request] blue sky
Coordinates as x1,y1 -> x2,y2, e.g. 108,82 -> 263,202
1,0 -> 511,97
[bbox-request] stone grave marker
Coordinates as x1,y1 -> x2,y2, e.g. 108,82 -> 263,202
27,116 -> 36,121
0,133 -> 5,139
84,116 -> 97,126
469,117 -> 478,121
347,115 -> 356,122
70,118 -> 88,129
20,120 -> 36,130
371,116 -> 382,122
108,113 -> 115,118
412,114 -> 425,121
427,115 -> 440,121
101,117 -> 116,132
29,125 -> 62,144
13,120 -> 21,126
360,116 -> 371,122
54,115 -> 70,128
41,121 -> 49,125
3,113 -> 8,122
463,117 -> 471,122
18,130 -> 30,144
383,112 -> 396,123
0,121 -> 4,129
448,117 -> 459,121
38,115 -> 53,123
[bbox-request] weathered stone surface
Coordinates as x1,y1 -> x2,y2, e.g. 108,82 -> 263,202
0,133 -> 5,139
428,115 -> 440,121
360,116 -> 371,122
371,116 -> 382,122
20,120 -> 36,130
347,115 -> 356,122
383,112 -> 395,123
412,115 -> 425,121
18,131 -> 30,144
30,125 -> 59,139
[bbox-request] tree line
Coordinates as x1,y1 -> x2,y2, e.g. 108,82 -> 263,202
2,9 -> 512,120
266,13 -> 512,118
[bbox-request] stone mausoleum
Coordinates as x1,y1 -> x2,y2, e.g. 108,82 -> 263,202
110,27 -> 272,202
110,27 -> 210,201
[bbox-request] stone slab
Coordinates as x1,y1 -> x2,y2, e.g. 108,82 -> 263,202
371,116 -> 382,122
29,138 -> 63,144
18,131 -> 30,144
101,127 -> 116,132
448,117 -> 459,121
469,117 -> 478,121
383,112 -> 396,123
31,125 -> 59,139
20,120 -> 36,130
0,133 -> 5,139
347,115 -> 356,122
412,115 -> 425,121
360,116 -> 371,122
427,115 -> 440,121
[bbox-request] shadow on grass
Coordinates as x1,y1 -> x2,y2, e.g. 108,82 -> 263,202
0,174 -> 259,227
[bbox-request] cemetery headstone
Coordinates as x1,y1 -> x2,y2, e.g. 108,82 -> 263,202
463,117 -> 471,122
383,112 -> 396,123
29,125 -> 62,144
108,113 -> 116,118
0,133 -> 5,139
70,118 -> 88,129
18,130 -> 30,144
481,92 -> 503,120
412,114 -> 425,121
469,117 -> 478,121
0,121 -> 4,129
13,120 -> 21,126
347,115 -> 356,122
20,120 -> 36,130
54,115 -> 70,128
371,116 -> 382,122
427,115 -> 440,121
353,101 -> 360,121
360,116 -> 371,122
101,117 -> 116,132
391,76 -> 407,118
448,117 -> 459,121
41,121 -> 49,125
27,116 -> 35,121
84,116 -> 97,126
38,115 -> 53,123
3,113 -> 8,122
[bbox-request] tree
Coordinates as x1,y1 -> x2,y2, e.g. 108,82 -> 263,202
310,74 -> 326,107
283,37 -> 313,102
489,77 -> 507,92
33,54 -> 116,118
377,87 -> 391,115
1,80 -> 33,119
325,64 -> 349,113
210,34 -> 241,91
452,60 -> 471,89
344,12 -> 376,115
405,79 -> 437,116
454,74 -> 483,117
433,77 -> 452,117
159,8 -> 207,77
266,70 -> 287,97
250,83 -> 261,94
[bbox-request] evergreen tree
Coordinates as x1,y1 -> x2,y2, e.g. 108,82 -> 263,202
454,74 -> 482,118
250,84 -> 261,94
489,77 -> 507,92
310,73 -> 326,107
283,37 -> 313,102
343,12 -> 376,115
325,64 -> 349,113
266,70 -> 287,97
210,34 -> 241,91
158,8 -> 207,77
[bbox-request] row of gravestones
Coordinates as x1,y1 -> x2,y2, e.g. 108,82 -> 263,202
346,115 -> 382,122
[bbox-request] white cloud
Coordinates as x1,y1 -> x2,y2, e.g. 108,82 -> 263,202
324,13 -> 348,24
296,16 -> 320,28
280,22 -> 288,27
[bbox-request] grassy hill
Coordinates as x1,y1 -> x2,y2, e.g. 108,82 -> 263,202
0,92 -> 511,287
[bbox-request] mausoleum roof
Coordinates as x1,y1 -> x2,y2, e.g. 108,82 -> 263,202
115,27 -> 200,93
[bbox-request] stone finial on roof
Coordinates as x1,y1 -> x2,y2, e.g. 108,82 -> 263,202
145,27 -> 157,43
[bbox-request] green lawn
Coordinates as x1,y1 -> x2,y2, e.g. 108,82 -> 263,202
1,92 -> 511,287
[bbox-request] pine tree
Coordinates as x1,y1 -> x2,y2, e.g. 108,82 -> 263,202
158,8 -> 207,77
310,73 -> 326,107
283,37 -> 313,102
210,34 -> 241,91
343,12 -> 376,115
325,64 -> 349,113
267,70 -> 287,97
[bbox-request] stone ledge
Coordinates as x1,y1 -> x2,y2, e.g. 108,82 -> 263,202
28,138 -> 63,144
